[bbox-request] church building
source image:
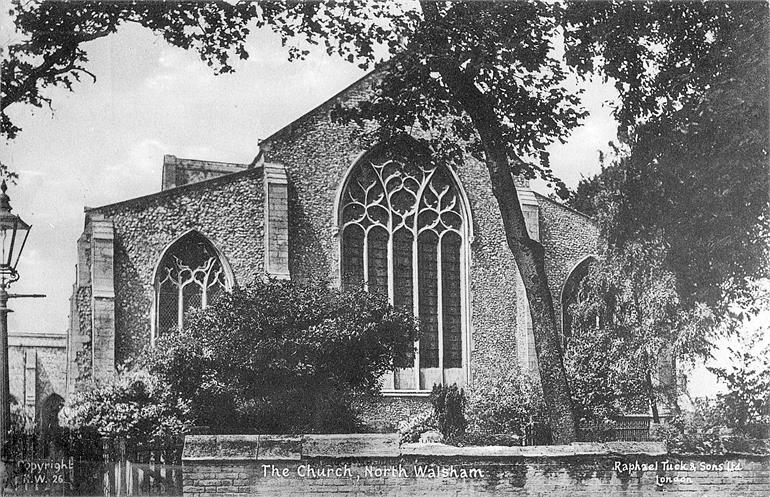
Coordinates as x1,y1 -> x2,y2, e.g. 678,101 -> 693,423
65,75 -> 598,427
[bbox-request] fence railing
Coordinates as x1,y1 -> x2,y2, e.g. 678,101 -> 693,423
102,439 -> 184,497
3,430 -> 183,496
523,415 -> 654,445
577,415 -> 653,442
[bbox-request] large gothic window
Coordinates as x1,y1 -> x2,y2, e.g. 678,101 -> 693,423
339,144 -> 469,391
155,231 -> 231,337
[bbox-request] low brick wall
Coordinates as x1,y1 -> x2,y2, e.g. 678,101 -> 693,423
182,434 -> 769,496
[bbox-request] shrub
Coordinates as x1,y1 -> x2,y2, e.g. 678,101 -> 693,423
465,369 -> 546,440
564,324 -> 650,428
650,398 -> 770,455
707,330 -> 770,439
9,401 -> 36,435
651,332 -> 770,454
5,402 -> 38,461
398,410 -> 436,444
430,384 -> 466,440
146,279 -> 418,433
61,368 -> 192,446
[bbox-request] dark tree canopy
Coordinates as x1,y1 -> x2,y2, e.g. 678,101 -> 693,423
570,2 -> 769,313
2,0 -> 410,138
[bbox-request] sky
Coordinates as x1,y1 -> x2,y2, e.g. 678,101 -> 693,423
0,20 -> 743,398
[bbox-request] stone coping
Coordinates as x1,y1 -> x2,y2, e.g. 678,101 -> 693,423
182,434 -> 667,462
8,332 -> 67,348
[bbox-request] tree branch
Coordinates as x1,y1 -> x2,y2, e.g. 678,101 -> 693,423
2,29 -> 110,111
419,0 -> 578,443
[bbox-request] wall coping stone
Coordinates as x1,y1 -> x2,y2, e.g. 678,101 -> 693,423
8,332 -> 67,348
303,434 -> 400,458
183,435 -> 667,462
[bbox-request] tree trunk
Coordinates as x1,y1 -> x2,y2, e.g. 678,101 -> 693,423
643,351 -> 660,423
420,1 -> 577,445
646,368 -> 660,424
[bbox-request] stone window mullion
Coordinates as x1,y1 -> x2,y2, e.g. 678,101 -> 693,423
155,232 -> 231,338
339,148 -> 468,392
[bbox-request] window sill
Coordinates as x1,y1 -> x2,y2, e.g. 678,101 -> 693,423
381,390 -> 432,398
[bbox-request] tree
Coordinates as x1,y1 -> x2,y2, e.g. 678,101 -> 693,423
327,0 -> 750,443
564,3 -> 767,432
708,326 -> 770,438
145,280 -> 417,434
5,0 -> 750,443
565,239 -> 716,425
569,2 -> 769,315
1,0 -> 411,138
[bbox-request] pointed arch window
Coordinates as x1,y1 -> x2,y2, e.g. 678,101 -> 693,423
154,231 -> 232,337
561,256 -> 596,348
339,144 -> 469,391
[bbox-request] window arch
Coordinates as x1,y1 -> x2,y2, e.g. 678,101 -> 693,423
338,141 -> 470,391
153,231 -> 233,338
560,256 -> 596,348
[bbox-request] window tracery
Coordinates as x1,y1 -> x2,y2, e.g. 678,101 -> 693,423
340,147 -> 468,390
155,232 -> 230,336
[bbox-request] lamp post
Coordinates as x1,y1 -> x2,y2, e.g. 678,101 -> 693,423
0,180 -> 31,467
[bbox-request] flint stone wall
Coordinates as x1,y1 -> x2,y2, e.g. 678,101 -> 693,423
86,168 -> 266,364
260,75 -> 600,393
182,435 -> 769,496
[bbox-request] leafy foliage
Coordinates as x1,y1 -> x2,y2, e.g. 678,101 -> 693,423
564,3 -> 767,430
146,279 -> 417,434
9,400 -> 36,436
651,397 -> 770,455
564,324 -> 648,426
2,0 -> 412,138
430,383 -> 467,440
564,239 -> 719,422
464,368 -> 546,440
61,368 -> 192,446
707,330 -> 770,439
563,0 -> 737,131
569,3 -> 769,313
650,398 -> 730,454
398,410 -> 436,444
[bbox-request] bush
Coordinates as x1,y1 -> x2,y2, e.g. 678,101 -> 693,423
654,328 -> 770,454
465,369 -> 545,440
564,324 -> 650,428
9,401 -> 36,435
146,279 -> 418,433
398,410 -> 436,444
650,397 -> 770,454
61,368 -> 192,446
431,384 -> 466,440
707,330 -> 770,439
244,385 -> 364,434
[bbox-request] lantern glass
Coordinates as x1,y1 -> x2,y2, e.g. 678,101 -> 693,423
0,218 -> 29,270
0,181 -> 31,272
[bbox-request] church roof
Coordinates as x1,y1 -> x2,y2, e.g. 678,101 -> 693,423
85,163 -> 263,214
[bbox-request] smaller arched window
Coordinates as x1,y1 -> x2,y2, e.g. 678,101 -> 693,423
561,256 -> 596,348
154,231 -> 233,337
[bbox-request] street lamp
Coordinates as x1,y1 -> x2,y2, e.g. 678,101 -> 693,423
0,180 -> 31,465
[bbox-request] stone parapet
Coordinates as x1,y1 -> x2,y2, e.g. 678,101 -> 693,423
184,434 -> 671,461
182,435 -> 769,496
